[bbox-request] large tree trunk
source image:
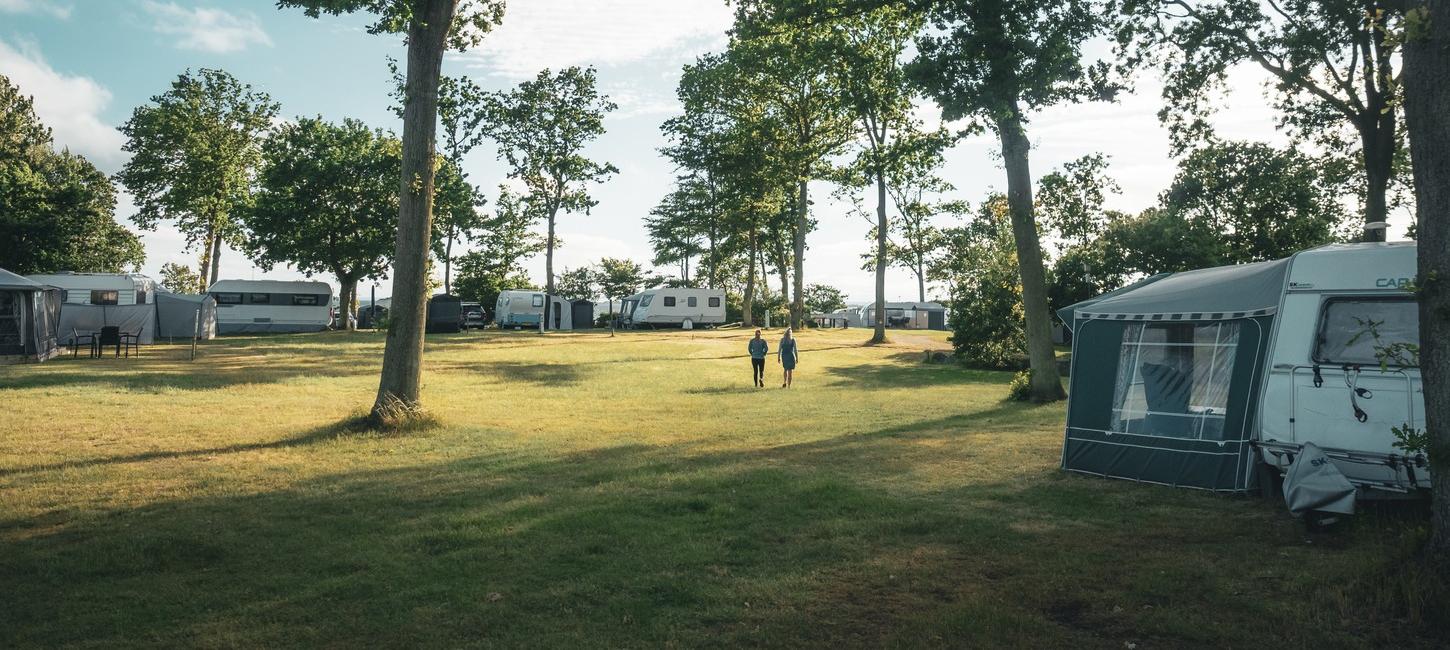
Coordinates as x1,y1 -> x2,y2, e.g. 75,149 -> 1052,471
544,211 -> 556,331
743,228 -> 756,327
792,178 -> 807,330
1401,0 -> 1450,561
997,110 -> 1065,402
336,275 -> 356,332
870,171 -> 888,344
371,0 -> 455,421
1359,111 -> 1396,242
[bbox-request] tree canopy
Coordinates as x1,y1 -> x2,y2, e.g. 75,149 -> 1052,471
0,75 -> 144,275
117,68 -> 278,291
242,117 -> 405,329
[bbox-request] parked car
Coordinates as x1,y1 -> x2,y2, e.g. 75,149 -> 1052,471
460,302 -> 486,329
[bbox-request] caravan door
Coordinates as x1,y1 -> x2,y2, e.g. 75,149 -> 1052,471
1281,296 -> 1424,489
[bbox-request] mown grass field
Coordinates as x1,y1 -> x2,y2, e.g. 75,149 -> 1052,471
0,328 -> 1439,648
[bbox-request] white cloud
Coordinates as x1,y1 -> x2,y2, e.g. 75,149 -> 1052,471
0,38 -> 126,170
142,1 -> 272,54
0,0 -> 71,19
451,0 -> 731,79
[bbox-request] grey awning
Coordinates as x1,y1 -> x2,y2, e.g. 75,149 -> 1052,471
0,268 -> 48,291
1067,258 -> 1291,322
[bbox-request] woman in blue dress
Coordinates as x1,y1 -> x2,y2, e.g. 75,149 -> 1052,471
778,328 -> 799,388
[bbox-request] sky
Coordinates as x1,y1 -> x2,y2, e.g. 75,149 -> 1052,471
0,0 -> 1400,303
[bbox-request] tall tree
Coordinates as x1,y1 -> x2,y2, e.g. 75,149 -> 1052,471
158,263 -> 201,294
646,178 -> 710,284
596,257 -> 648,335
728,12 -> 856,329
824,4 -> 924,343
280,0 -> 505,422
117,68 -> 277,291
242,117 -> 407,331
485,66 -> 617,331
1125,0 -> 1409,241
452,184 -> 544,311
1398,0 -> 1450,561
555,266 -> 598,302
389,60 -> 492,294
2,76 -> 144,275
429,157 -> 487,294
909,0 -> 1119,401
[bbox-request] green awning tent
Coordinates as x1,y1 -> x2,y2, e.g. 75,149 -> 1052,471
1059,258 -> 1291,492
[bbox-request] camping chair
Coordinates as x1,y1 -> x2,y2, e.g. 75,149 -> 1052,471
120,326 -> 143,358
70,328 -> 96,359
97,326 -> 122,358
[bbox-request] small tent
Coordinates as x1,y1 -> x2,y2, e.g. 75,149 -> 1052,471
0,268 -> 61,364
155,292 -> 217,340
1058,258 -> 1290,492
426,294 -> 462,333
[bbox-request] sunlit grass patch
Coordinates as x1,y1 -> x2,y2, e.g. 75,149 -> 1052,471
0,327 -> 1438,647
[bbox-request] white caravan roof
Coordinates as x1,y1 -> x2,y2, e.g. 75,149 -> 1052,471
209,279 -> 333,296
1284,241 -> 1416,292
27,272 -> 152,292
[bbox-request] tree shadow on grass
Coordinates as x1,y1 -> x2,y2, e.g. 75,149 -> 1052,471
439,360 -> 589,386
0,403 -> 1436,648
821,352 -> 1012,389
0,419 -> 371,478
0,346 -> 379,393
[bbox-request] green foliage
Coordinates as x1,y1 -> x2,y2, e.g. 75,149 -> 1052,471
243,117 -> 405,287
555,266 -> 598,301
1103,142 -> 1351,277
116,68 -> 278,277
908,0 -> 1120,125
451,185 -> 545,309
1036,153 -> 1119,253
278,0 -> 506,51
939,196 -> 1027,370
1007,370 -> 1035,401
158,263 -> 202,294
483,66 -> 617,294
1356,315 -> 1428,458
1122,0 -> 1409,236
595,257 -> 649,311
0,75 -> 144,275
803,283 -> 848,314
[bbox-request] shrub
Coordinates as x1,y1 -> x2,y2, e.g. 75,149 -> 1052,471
1007,370 -> 1034,401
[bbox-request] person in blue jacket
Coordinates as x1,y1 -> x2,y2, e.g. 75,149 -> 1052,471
778,328 -> 799,388
748,329 -> 769,387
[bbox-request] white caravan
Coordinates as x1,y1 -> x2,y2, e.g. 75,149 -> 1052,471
1058,242 -> 1426,505
1254,242 -> 1426,495
619,288 -> 726,328
27,272 -> 156,306
494,290 -> 573,330
208,279 -> 333,334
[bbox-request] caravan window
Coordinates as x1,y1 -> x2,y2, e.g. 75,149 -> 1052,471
664,296 -> 676,307
687,296 -> 697,307
641,294 -> 654,307
214,293 -> 242,305
248,293 -> 271,304
531,294 -> 544,308
709,297 -> 720,308
90,290 -> 118,305
1315,298 -> 1419,367
136,290 -> 148,305
292,294 -> 320,306
1110,322 -> 1240,440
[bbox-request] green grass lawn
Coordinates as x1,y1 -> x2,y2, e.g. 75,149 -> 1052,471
0,328 -> 1438,647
